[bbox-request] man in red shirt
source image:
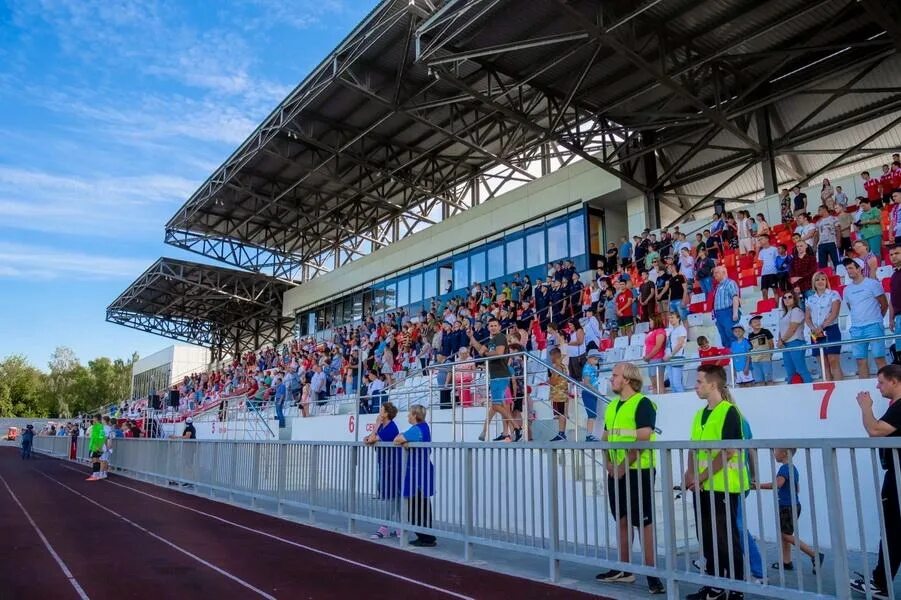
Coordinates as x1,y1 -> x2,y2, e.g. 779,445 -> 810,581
862,171 -> 882,207
891,160 -> 901,190
614,278 -> 634,336
880,164 -> 895,207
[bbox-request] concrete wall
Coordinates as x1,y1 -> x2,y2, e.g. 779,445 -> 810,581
283,158 -> 622,316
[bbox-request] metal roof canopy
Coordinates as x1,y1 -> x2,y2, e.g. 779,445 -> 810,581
165,0 -> 900,281
107,258 -> 292,359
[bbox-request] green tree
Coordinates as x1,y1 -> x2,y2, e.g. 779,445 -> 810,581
0,355 -> 48,417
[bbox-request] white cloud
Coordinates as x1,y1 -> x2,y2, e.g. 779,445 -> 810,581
0,242 -> 150,280
0,166 -> 197,236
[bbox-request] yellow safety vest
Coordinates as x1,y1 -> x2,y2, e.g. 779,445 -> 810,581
690,401 -> 749,493
603,393 -> 656,469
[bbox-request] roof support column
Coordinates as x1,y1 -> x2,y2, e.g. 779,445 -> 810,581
641,132 -> 660,230
756,106 -> 778,195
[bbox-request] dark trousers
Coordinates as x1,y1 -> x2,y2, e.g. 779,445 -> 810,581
873,472 -> 901,590
817,242 -> 840,269
21,441 -> 32,459
695,490 -> 744,583
407,493 -> 435,543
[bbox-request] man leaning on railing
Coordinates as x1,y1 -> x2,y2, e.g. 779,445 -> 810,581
851,364 -> 901,599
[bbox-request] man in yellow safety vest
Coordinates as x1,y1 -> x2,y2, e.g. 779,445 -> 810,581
683,364 -> 749,600
596,362 -> 664,595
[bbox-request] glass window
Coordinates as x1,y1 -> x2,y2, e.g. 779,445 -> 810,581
397,277 -> 409,308
454,257 -> 468,291
506,236 -> 524,274
547,221 -> 568,261
526,229 -> 545,268
470,251 -> 485,284
362,290 -> 373,317
341,298 -> 352,324
352,293 -> 363,322
487,244 -> 504,279
410,273 -> 422,304
569,213 -> 586,257
373,287 -> 385,314
384,282 -> 396,310
439,266 -> 453,294
423,268 -> 436,300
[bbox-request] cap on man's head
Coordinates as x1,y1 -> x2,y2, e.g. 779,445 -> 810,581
586,349 -> 603,360
185,417 -> 193,424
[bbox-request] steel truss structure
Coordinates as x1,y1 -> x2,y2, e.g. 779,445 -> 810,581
107,259 -> 292,359
163,0 -> 900,282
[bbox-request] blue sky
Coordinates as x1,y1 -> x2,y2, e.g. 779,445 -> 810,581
0,0 -> 379,369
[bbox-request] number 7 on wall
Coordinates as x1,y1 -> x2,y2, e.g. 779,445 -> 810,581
813,381 -> 835,419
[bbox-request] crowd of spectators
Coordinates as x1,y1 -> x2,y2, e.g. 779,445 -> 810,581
103,156 -> 901,432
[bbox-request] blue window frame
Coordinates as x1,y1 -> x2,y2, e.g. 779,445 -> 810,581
409,273 -> 422,304
454,256 -> 468,291
547,220 -> 568,261
487,243 -> 504,279
423,268 -> 436,300
383,282 -> 396,310
525,228 -> 545,268
569,213 -> 586,257
506,235 -> 524,274
470,251 -> 485,284
396,277 -> 409,308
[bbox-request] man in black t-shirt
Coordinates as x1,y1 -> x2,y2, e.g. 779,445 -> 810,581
852,364 -> 901,598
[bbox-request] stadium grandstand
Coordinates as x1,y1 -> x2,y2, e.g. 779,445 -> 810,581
11,1 -> 900,599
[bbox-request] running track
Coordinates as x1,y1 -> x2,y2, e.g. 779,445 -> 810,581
0,449 -> 607,599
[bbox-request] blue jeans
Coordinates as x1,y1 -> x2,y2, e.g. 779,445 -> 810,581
736,495 -> 764,579
21,440 -> 32,459
275,399 -> 286,428
699,277 -> 713,295
666,364 -> 685,392
782,339 -> 812,383
714,308 -> 739,347
865,235 -> 882,255
669,300 -> 688,321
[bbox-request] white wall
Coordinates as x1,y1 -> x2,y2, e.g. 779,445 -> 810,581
283,158 -> 622,316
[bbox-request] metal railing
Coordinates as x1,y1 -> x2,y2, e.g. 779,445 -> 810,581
32,435 -> 900,600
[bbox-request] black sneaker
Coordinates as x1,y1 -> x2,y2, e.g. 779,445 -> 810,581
812,552 -> 824,574
686,587 -> 726,600
727,593 -> 744,600
595,570 -> 635,583
409,538 -> 437,548
513,428 -> 523,442
647,576 -> 665,594
771,561 -> 794,571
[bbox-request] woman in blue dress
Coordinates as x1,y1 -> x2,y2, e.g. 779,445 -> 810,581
394,404 -> 436,547
364,401 -> 402,539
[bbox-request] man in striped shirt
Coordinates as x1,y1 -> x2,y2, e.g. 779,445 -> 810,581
712,266 -> 741,347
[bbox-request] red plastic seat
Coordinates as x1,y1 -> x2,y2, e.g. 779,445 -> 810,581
754,298 -> 777,314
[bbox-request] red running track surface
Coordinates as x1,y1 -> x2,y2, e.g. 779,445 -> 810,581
0,448 -> 609,599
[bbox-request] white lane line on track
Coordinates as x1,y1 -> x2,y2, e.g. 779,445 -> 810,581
0,473 -> 91,600
36,469 -> 276,600
56,463 -> 475,600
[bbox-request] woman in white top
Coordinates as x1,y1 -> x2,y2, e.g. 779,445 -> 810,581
566,320 -> 586,381
804,272 -> 844,381
776,292 -> 813,383
820,178 -> 835,211
664,312 -> 687,392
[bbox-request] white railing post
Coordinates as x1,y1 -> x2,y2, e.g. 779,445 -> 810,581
822,446 -> 852,600
276,443 -> 288,515
545,447 -> 560,582
463,446 -> 474,561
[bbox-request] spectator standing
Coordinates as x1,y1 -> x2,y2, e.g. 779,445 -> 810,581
730,325 -> 754,385
394,404 -> 436,547
696,249 -> 716,295
580,349 -> 603,442
889,245 -> 901,365
364,401 -> 402,540
748,316 -> 774,385
643,313 -> 667,393
843,258 -> 888,378
805,272 -> 844,381
683,365 -> 749,600
862,171 -> 882,206
597,363 -> 664,595
789,241 -> 817,301
665,312 -> 687,393
853,239 -> 881,280
20,424 -> 34,459
757,234 -> 780,301
834,185 -> 848,210
274,376 -> 287,428
851,365 -> 901,598
857,198 -> 884,255
820,178 -> 835,211
470,318 -> 515,442
756,449 -> 824,573
791,185 -> 808,217
310,365 -> 327,408
777,292 -> 812,383
712,266 -> 741,347
814,205 -> 841,269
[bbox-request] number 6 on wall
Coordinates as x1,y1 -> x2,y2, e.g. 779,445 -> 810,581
813,381 -> 835,419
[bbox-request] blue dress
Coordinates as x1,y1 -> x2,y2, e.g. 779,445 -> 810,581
375,421 -> 401,499
402,422 -> 435,498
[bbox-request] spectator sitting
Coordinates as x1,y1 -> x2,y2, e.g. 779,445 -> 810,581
697,336 -> 730,367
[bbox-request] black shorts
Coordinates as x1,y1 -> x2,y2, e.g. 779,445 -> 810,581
607,469 -> 655,527
617,316 -> 634,328
760,274 -> 779,290
779,505 -> 801,535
